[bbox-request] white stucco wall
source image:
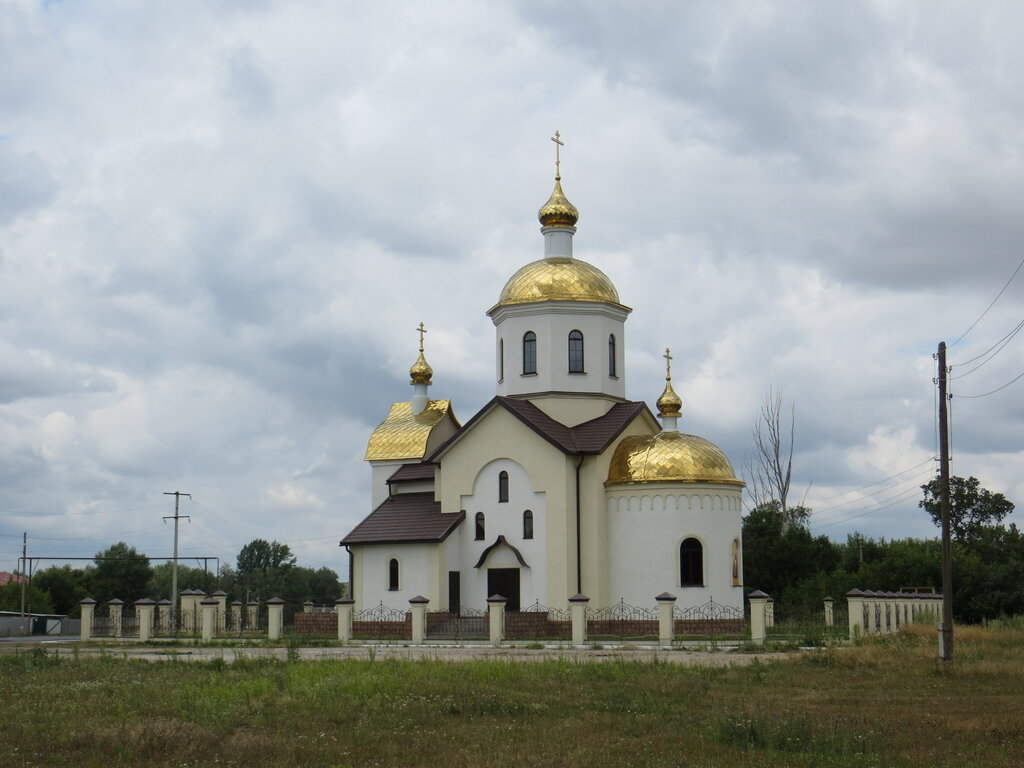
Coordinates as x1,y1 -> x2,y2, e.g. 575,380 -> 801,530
491,302 -> 628,400
454,458 -> 547,610
606,483 -> 744,611
357,543 -> 434,611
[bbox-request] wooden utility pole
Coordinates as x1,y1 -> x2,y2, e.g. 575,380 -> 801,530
163,491 -> 191,630
937,342 -> 954,662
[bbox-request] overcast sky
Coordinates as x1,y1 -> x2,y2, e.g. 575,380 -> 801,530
3,1 -> 1023,582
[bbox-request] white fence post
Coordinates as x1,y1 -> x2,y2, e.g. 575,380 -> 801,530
108,599 -> 124,638
79,598 -> 96,641
135,599 -> 155,642
267,597 -> 285,640
487,594 -> 507,647
823,596 -> 834,627
748,590 -> 770,646
569,594 -> 589,646
846,589 -> 865,638
336,597 -> 354,643
201,598 -> 217,642
409,596 -> 429,643
656,592 -> 676,648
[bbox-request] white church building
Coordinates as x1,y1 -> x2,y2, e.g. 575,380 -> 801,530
341,143 -> 745,614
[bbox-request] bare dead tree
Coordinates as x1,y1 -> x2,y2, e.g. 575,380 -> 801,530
744,387 -> 796,528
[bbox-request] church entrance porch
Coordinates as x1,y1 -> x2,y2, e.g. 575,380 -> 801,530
487,567 -> 521,611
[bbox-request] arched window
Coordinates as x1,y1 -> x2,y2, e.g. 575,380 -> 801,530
388,558 -> 400,591
498,338 -> 504,382
568,330 -> 584,373
608,334 -> 616,377
523,510 -> 534,539
475,512 -> 485,540
498,471 -> 509,503
679,538 -> 704,586
523,332 -> 537,375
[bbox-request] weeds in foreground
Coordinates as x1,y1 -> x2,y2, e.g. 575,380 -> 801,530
1,623 -> 1021,767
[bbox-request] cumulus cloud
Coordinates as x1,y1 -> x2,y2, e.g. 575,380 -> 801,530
1,0 -> 1021,574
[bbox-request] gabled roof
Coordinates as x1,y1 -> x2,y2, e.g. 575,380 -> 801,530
428,396 -> 653,460
387,462 -> 438,484
364,400 -> 460,462
340,492 -> 463,546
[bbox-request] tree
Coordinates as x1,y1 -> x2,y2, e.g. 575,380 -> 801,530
33,565 -> 90,615
919,475 -> 1015,544
91,542 -> 152,603
236,539 -> 296,601
745,388 -> 801,529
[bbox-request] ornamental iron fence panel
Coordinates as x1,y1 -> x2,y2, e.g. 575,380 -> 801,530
586,600 -> 658,640
426,607 -> 487,640
672,598 -> 746,637
505,600 -> 571,639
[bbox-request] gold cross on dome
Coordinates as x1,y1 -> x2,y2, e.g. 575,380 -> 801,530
416,322 -> 427,352
550,130 -> 564,178
664,348 -> 673,380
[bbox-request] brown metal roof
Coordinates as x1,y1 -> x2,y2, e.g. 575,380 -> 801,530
387,462 -> 438,484
340,492 -> 463,545
429,396 -> 652,459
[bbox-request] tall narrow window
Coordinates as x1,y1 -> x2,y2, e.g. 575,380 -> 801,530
523,510 -> 534,539
679,538 -> 704,586
498,338 -> 504,382
608,334 -> 617,377
498,471 -> 509,503
475,512 -> 485,540
522,332 -> 537,375
388,558 -> 400,591
568,330 -> 584,373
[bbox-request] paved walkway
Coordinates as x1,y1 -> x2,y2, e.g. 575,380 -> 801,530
0,638 -> 788,665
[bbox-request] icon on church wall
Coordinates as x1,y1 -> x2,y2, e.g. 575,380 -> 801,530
731,538 -> 740,586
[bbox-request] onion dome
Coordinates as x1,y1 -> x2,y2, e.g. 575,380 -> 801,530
657,348 -> 682,419
538,177 -> 579,229
409,351 -> 432,385
605,432 -> 744,486
409,321 -> 433,385
494,257 -> 623,309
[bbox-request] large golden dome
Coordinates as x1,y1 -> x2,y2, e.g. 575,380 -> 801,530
606,431 -> 744,486
493,257 -> 625,309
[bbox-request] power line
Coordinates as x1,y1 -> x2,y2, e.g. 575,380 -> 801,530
803,456 -> 935,507
810,465 -> 936,523
949,256 -> 1024,347
949,317 -> 1024,377
954,368 -> 1024,399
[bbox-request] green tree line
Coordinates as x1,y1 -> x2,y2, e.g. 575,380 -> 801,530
743,476 -> 1021,623
0,538 -> 344,617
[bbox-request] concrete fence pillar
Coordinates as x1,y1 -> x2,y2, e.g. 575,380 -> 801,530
823,596 -> 834,627
846,590 -> 865,638
79,598 -> 96,641
135,599 -> 155,642
748,590 -> 770,646
230,601 -> 242,633
569,594 -> 589,646
879,594 -> 891,635
765,598 -> 775,628
201,598 -> 218,642
266,597 -> 285,640
336,598 -> 354,643
656,592 -> 677,648
109,599 -> 124,638
487,594 -> 507,647
409,596 -> 429,643
212,591 -> 228,629
246,600 -> 258,630
303,600 -> 314,613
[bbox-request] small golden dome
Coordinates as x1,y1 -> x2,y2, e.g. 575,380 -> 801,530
493,257 -> 625,309
409,351 -> 432,385
657,380 -> 682,417
606,432 -> 744,486
538,177 -> 579,229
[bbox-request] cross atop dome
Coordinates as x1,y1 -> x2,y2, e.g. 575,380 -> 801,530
657,347 -> 683,429
538,130 -> 579,230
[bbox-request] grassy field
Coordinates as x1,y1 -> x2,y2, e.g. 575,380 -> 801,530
2,623 -> 1021,768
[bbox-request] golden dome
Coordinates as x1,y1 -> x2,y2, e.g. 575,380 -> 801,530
538,178 -> 579,229
606,431 -> 744,486
409,351 -> 432,385
657,380 -> 682,417
493,257 -> 625,309
365,400 -> 454,461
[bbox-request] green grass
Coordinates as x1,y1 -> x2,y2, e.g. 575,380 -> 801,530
1,623 -> 1022,767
